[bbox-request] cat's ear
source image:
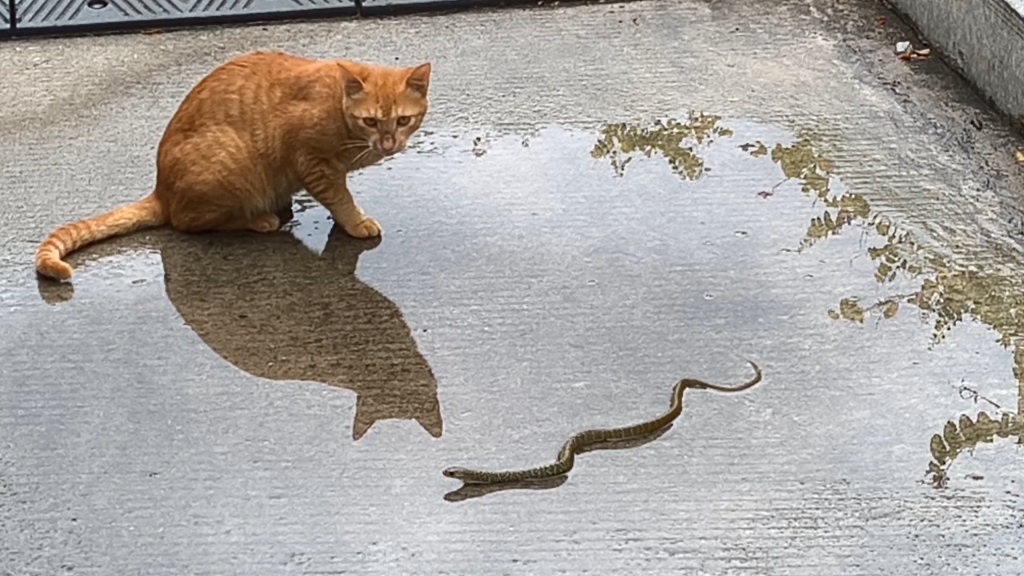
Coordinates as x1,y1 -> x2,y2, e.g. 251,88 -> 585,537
406,63 -> 431,97
352,407 -> 376,440
415,403 -> 443,438
337,63 -> 365,100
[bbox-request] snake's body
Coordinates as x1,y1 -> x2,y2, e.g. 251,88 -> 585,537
443,361 -> 761,484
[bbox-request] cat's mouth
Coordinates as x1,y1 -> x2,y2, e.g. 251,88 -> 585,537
375,144 -> 406,157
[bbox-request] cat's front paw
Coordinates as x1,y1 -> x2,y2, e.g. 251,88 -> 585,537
344,217 -> 382,238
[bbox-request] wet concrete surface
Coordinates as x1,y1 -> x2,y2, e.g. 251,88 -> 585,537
887,0 -> 1024,130
4,0 -> 1024,573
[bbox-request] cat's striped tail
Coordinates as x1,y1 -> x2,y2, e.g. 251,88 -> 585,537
35,193 -> 166,282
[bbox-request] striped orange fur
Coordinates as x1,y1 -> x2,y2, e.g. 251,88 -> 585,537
35,195 -> 164,281
34,50 -> 431,282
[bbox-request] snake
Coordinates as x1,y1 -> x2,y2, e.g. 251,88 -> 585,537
443,360 -> 762,484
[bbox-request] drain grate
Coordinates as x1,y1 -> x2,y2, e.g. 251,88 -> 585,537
1,0 -> 10,34
9,0 -> 355,34
0,0 -> 542,37
359,0 -> 506,15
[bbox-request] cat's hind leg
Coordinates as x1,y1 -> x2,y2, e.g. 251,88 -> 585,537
167,206 -> 282,234
159,129 -> 286,235
215,212 -> 282,233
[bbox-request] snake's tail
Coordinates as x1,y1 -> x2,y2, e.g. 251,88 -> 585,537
696,360 -> 762,392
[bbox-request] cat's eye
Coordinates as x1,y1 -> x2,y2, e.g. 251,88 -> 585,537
362,117 -> 377,127
396,116 -> 412,127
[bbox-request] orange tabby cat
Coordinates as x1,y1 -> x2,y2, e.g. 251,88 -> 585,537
35,50 -> 431,281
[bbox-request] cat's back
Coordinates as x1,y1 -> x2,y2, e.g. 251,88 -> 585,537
160,50 -> 324,144
222,50 -> 315,73
192,50 -> 316,95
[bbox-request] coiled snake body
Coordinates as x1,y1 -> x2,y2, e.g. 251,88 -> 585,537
443,361 -> 762,484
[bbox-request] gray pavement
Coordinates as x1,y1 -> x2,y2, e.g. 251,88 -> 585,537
887,0 -> 1024,130
3,0 -> 1024,574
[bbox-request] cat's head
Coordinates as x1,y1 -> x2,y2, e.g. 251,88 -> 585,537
338,61 -> 431,157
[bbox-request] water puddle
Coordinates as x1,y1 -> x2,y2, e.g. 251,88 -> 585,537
4,113 -> 1024,572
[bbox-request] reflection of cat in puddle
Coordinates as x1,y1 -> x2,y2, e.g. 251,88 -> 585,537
160,224 -> 443,440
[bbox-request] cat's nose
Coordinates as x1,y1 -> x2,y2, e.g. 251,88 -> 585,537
381,134 -> 396,152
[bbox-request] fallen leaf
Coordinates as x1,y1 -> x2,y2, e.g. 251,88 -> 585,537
1015,149 -> 1024,163
875,17 -> 886,26
894,41 -> 933,61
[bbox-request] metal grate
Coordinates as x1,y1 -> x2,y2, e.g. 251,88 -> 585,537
359,0 -> 504,15
11,0 -> 355,33
1,0 -> 11,32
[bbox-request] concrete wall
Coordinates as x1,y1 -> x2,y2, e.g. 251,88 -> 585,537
887,0 -> 1024,130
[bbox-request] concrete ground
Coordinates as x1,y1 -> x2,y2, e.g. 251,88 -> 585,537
886,0 -> 1024,131
3,0 -> 1024,573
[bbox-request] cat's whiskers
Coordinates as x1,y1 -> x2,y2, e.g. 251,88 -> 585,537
338,140 -> 371,152
351,147 -> 380,166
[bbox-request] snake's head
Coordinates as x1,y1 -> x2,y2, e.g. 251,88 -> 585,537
442,467 -> 471,479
